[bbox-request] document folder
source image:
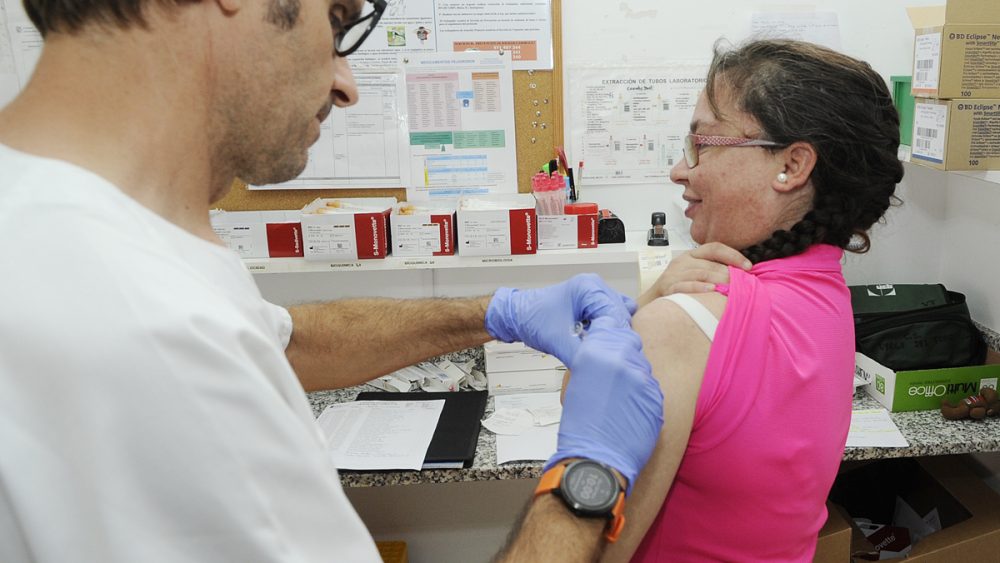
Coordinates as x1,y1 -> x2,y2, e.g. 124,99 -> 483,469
355,390 -> 488,469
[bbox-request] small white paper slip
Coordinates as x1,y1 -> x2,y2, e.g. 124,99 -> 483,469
482,408 -> 536,435
494,392 -> 562,464
496,425 -> 558,464
316,400 -> 444,470
528,405 -> 562,426
845,408 -> 910,448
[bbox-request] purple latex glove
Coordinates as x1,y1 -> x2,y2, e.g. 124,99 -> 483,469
485,273 -> 637,366
545,316 -> 663,495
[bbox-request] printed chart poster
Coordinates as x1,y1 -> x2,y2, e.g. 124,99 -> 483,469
749,12 -> 841,51
436,0 -> 553,71
348,0 -> 553,71
252,73 -> 409,190
346,0 -> 439,71
401,51 -> 517,199
569,65 -> 707,185
0,0 -> 42,107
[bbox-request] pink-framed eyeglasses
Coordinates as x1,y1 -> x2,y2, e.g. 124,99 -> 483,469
683,134 -> 784,168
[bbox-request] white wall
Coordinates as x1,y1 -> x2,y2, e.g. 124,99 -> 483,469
561,0 -> 940,233
331,5 -> 1000,563
844,166 -> 1000,328
562,0 -> 999,330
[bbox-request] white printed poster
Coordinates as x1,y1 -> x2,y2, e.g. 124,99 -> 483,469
401,51 -> 517,199
349,0 -> 553,71
749,11 -> 842,51
0,0 -> 42,108
568,64 -> 707,185
253,73 -> 409,190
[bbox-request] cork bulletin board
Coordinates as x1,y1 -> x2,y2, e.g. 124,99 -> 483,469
215,0 -> 564,212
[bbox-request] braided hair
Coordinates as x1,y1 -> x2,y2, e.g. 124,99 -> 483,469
705,39 -> 904,264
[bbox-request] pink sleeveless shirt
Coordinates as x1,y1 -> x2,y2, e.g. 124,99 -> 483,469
632,244 -> 855,562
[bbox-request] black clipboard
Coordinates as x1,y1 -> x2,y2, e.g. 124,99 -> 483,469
354,390 -> 488,469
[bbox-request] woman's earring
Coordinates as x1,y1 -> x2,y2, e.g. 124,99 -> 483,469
777,172 -> 788,183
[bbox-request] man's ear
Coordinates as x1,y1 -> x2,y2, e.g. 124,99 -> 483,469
773,141 -> 817,193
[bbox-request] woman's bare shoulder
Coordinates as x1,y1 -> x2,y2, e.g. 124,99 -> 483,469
632,292 -> 727,348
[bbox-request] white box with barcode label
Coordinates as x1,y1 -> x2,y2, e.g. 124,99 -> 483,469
484,340 -> 565,373
911,98 -> 1000,171
907,1 -> 1000,99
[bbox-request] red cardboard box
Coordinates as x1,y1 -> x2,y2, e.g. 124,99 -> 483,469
391,202 -> 457,257
210,210 -> 304,259
301,197 -> 396,261
537,213 -> 598,249
457,194 -> 537,256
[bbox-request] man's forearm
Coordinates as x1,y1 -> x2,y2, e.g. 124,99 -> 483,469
494,495 -> 606,563
286,296 -> 494,391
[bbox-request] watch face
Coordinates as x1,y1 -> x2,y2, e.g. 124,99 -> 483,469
563,461 -> 619,516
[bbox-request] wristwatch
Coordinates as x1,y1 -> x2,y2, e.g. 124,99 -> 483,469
534,459 -> 626,542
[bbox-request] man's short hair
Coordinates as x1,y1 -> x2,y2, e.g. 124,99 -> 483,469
25,0 -> 301,36
23,0 -> 196,36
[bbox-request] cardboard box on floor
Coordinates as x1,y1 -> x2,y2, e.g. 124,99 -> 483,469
907,0 -> 1000,100
830,456 -> 1000,561
857,352 -> 1000,412
910,98 -> 1000,171
814,501 -> 852,563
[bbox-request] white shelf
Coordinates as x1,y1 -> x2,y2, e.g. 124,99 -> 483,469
900,149 -> 1000,185
244,235 -> 673,275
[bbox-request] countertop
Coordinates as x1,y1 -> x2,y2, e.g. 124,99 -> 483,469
308,385 -> 1000,489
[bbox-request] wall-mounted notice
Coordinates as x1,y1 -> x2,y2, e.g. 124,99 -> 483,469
569,64 -> 707,185
749,11 -> 842,51
252,73 -> 409,190
0,0 -> 42,107
348,0 -> 553,71
401,51 -> 517,199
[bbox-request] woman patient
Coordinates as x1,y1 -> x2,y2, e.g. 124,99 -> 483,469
602,39 -> 903,561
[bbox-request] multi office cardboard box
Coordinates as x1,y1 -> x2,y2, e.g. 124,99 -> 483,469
830,456 -> 1000,561
456,194 -> 537,256
910,98 -> 1000,170
300,197 -> 396,261
390,202 -> 457,257
908,0 -> 1000,99
210,210 -> 304,259
857,351 -> 1000,412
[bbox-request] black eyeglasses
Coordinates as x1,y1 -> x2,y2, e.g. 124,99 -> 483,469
335,0 -> 387,57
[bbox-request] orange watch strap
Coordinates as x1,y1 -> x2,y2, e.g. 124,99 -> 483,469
605,492 -> 626,543
535,463 -> 567,497
534,463 -> 627,544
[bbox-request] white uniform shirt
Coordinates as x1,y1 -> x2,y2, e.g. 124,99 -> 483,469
0,144 -> 380,562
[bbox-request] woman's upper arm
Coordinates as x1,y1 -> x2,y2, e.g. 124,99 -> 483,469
600,296 -> 718,562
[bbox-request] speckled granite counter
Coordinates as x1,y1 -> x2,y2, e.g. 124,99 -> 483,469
309,384 -> 540,489
309,383 -> 1000,489
843,392 -> 1000,461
